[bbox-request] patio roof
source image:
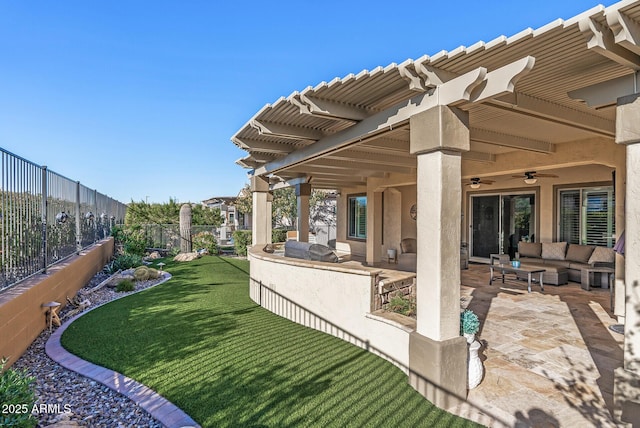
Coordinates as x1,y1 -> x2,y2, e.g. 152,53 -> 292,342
232,0 -> 640,189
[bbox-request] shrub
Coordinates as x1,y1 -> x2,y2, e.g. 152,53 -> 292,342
0,359 -> 37,428
232,230 -> 252,256
111,225 -> 147,256
106,254 -> 144,273
147,268 -> 160,279
272,228 -> 288,243
116,279 -> 135,292
192,231 -> 218,255
388,294 -> 416,317
133,266 -> 150,281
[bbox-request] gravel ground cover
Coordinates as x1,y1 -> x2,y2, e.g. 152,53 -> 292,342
12,270 -> 166,428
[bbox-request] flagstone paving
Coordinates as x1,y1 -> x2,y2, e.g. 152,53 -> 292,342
454,263 -> 624,427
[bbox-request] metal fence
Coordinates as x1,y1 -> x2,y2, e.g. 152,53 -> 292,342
141,224 -> 217,252
1,147 -> 127,292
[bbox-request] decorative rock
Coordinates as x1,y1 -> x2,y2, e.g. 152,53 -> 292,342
12,269 -> 164,428
147,251 -> 162,259
173,252 -> 201,262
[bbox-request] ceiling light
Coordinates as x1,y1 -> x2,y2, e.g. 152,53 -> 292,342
470,183 -> 481,189
524,177 -> 537,185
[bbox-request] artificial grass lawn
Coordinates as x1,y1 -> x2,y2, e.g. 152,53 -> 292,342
62,256 -> 481,428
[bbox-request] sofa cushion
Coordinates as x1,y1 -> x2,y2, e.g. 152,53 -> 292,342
400,238 -> 417,254
542,242 -> 567,260
565,244 -> 595,263
568,262 -> 591,270
544,259 -> 571,268
588,246 -> 615,264
518,242 -> 542,258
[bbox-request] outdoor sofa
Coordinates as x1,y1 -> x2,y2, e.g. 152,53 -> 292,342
517,241 -> 615,285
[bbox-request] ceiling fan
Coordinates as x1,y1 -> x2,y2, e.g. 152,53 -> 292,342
512,171 -> 558,184
465,177 -> 494,189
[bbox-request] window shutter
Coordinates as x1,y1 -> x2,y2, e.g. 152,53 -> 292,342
559,191 -> 580,244
583,190 -> 614,247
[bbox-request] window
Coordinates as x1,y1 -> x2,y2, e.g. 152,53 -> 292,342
348,195 -> 367,239
558,187 -> 615,247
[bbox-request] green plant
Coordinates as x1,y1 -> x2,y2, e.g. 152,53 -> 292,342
460,309 -> 480,335
111,225 -> 147,256
388,294 -> 416,317
147,268 -> 160,279
116,279 -> 135,292
192,231 -> 218,255
106,254 -> 144,273
272,228 -> 288,243
0,358 -> 37,428
232,230 -> 252,256
133,266 -> 150,281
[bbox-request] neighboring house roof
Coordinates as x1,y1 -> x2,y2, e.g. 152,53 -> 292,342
202,196 -> 237,206
231,1 -> 637,189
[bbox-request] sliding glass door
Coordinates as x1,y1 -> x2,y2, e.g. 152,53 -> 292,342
470,193 -> 536,260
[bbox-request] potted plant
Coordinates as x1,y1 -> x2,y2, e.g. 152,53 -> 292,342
460,309 -> 480,344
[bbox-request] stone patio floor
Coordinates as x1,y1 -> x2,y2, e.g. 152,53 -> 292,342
451,263 -> 624,427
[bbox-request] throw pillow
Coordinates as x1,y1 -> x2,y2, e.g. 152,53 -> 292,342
541,242 -> 567,260
518,242 -> 542,258
588,246 -> 615,264
565,244 -> 595,263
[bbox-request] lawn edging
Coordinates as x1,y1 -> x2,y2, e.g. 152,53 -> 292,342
45,272 -> 201,428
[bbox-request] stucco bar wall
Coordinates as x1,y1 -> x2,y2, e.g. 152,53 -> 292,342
0,238 -> 114,368
248,247 -> 412,369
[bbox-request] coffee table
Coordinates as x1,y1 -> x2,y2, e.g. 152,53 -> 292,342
489,264 -> 545,293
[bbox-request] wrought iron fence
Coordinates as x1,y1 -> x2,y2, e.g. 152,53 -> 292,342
1,147 -> 127,292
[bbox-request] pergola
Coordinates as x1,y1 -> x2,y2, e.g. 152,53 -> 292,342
232,0 -> 640,422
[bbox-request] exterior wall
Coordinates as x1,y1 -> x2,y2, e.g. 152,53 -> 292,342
248,247 -> 411,368
336,188 -> 367,257
383,189 -> 402,258
0,238 -> 114,368
400,185 -> 417,240
461,138 -> 624,246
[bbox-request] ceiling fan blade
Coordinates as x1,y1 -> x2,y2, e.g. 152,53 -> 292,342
534,173 -> 558,178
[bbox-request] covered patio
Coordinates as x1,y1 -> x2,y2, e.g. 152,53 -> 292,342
233,0 -> 640,425
457,264 -> 622,427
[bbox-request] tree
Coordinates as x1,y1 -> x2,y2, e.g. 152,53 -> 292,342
235,184 -> 252,215
192,204 -> 222,227
272,187 -> 296,228
124,198 -> 222,227
309,190 -> 334,232
234,183 -> 332,229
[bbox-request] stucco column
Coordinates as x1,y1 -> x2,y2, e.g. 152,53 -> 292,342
407,105 -> 469,408
296,183 -> 311,242
613,93 -> 640,425
251,175 -> 272,245
366,183 -> 383,265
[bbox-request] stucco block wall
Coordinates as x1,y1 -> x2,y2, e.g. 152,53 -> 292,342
249,249 -> 411,368
0,238 -> 114,368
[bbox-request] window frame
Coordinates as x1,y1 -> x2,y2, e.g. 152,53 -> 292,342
556,183 -> 615,247
347,193 -> 367,241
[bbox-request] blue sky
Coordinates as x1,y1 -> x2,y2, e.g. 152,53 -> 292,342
0,0 -> 617,204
